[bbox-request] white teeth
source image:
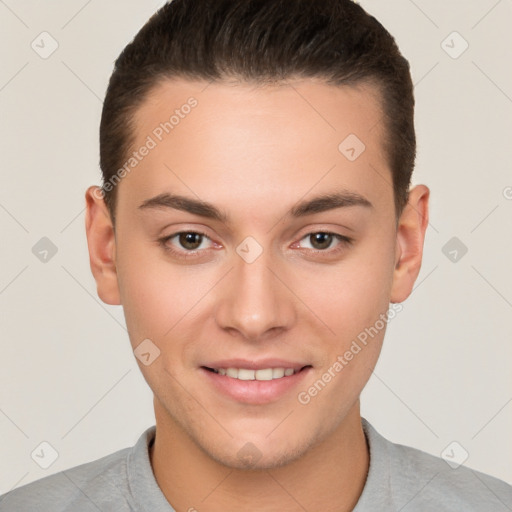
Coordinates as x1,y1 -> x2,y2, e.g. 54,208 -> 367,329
226,368 -> 238,378
255,368 -> 273,381
237,368 -> 255,380
213,367 -> 299,381
272,368 -> 285,378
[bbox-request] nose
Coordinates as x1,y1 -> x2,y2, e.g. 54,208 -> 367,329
214,245 -> 296,342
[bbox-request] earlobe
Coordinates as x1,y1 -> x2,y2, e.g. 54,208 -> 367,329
390,185 -> 430,303
84,186 -> 121,305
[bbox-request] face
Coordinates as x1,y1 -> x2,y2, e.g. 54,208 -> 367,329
87,77 -> 427,470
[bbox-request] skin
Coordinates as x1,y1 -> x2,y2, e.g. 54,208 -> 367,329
85,77 -> 429,512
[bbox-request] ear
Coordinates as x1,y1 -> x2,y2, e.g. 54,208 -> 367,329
390,184 -> 430,303
84,186 -> 121,305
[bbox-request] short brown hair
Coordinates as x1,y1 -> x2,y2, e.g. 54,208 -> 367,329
99,0 -> 415,222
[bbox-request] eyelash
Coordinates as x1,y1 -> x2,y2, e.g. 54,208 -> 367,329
157,230 -> 353,260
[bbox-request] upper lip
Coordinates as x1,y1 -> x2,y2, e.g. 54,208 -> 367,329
202,359 -> 311,371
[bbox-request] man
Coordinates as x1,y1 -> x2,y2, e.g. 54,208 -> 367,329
1,0 -> 511,510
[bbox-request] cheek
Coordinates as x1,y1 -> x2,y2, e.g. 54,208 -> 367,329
295,248 -> 396,342
294,255 -> 395,413
115,242 -> 194,345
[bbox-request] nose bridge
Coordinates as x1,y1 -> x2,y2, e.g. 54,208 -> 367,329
215,244 -> 294,339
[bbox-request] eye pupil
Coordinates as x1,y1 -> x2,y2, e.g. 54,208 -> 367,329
310,233 -> 332,250
179,232 -> 202,250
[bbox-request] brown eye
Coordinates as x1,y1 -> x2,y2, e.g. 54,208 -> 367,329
295,231 -> 352,255
309,232 -> 334,250
178,232 -> 204,250
158,230 -> 219,261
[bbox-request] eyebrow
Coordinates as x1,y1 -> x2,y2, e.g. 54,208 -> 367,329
138,190 -> 373,223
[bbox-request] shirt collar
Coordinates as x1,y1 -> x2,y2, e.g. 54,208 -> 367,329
127,425 -> 177,511
352,418 -> 395,511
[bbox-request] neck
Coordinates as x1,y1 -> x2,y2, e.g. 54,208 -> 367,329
149,403 -> 369,512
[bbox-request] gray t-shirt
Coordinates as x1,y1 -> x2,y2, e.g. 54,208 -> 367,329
1,418 -> 511,511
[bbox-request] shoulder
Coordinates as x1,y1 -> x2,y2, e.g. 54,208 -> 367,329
390,438 -> 512,510
357,419 -> 512,511
0,448 -> 131,512
0,428 -> 153,512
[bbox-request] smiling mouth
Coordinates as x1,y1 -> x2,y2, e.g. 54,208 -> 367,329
202,365 -> 312,381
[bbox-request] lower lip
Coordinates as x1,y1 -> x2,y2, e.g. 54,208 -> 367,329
200,367 -> 312,405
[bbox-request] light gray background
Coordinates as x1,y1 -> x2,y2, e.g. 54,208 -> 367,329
1,0 -> 511,493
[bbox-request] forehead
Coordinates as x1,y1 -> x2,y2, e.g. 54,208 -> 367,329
118,77 -> 392,221
135,77 -> 385,148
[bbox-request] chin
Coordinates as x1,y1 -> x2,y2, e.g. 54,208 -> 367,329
203,431 -> 318,471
